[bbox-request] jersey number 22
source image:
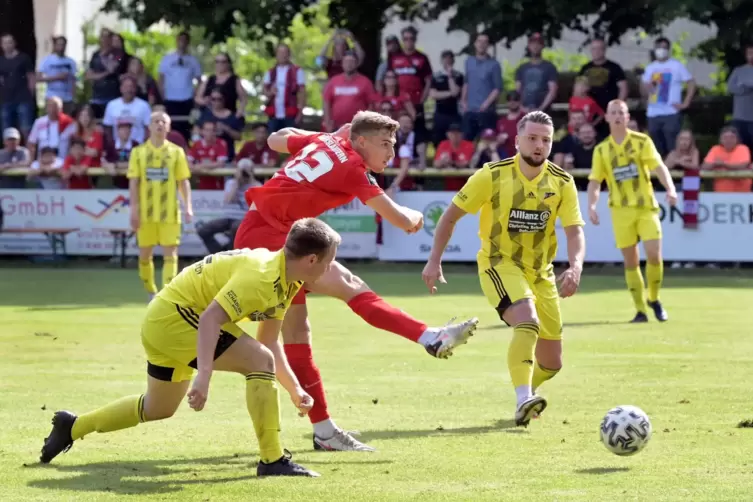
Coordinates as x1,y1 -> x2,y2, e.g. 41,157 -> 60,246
284,142 -> 335,182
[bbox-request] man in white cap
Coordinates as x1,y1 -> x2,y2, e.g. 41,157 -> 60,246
0,127 -> 30,188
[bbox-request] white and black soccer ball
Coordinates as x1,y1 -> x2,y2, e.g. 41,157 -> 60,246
600,405 -> 652,456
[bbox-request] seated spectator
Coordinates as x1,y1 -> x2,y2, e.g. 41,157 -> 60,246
236,123 -> 279,167
103,121 -> 138,188
569,76 -> 604,133
666,129 -> 701,231
317,29 -> 366,79
196,52 -> 246,116
665,130 -> 700,173
322,51 -> 375,132
556,123 -> 597,184
27,146 -> 63,189
374,69 -> 416,120
702,126 -> 753,193
553,110 -> 587,164
61,138 -> 93,189
377,100 -> 396,120
433,123 -> 474,190
74,105 -> 104,168
472,128 -> 508,168
197,158 -> 262,254
387,112 -> 424,193
628,118 -> 641,132
496,91 -> 525,156
188,120 -> 229,190
28,96 -> 76,161
124,56 -> 161,106
103,76 -> 151,143
199,88 -> 244,160
0,127 -> 30,188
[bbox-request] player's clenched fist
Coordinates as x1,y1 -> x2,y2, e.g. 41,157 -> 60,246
557,265 -> 582,298
187,371 -> 211,411
406,208 -> 423,234
588,205 -> 599,226
422,260 -> 447,295
290,388 -> 314,417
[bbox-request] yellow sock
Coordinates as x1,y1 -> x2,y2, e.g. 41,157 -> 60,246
508,322 -> 539,392
246,372 -> 284,464
532,363 -> 560,392
71,394 -> 145,440
624,267 -> 647,313
161,256 -> 178,289
138,259 -> 158,294
646,262 -> 663,302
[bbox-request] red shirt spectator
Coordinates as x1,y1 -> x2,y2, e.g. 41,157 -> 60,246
434,124 -> 475,190
189,136 -> 229,190
323,53 -> 376,131
167,130 -> 188,150
62,139 -> 93,189
568,95 -> 604,131
79,128 -> 104,167
387,46 -> 432,104
237,124 -> 279,166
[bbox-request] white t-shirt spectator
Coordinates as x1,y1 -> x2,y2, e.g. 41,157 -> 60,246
38,54 -> 77,102
30,158 -> 64,189
28,116 -> 76,159
103,97 -> 152,143
642,58 -> 692,117
263,65 -> 306,118
158,52 -> 202,102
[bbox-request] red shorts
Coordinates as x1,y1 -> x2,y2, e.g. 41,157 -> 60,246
234,211 -> 307,305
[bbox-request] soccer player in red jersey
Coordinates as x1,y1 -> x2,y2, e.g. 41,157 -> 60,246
234,111 -> 478,452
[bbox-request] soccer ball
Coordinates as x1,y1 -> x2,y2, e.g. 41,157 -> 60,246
600,405 -> 652,456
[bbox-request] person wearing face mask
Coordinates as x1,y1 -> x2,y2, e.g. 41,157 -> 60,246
322,51 -> 376,132
641,37 -> 696,158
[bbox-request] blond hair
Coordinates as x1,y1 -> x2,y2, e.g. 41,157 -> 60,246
150,110 -> 171,123
517,110 -> 554,133
350,110 -> 399,139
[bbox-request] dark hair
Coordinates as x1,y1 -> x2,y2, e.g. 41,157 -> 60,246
201,120 -> 217,129
382,69 -> 400,96
70,137 -> 86,148
655,37 -> 671,47
40,146 -> 57,156
401,26 -> 418,38
215,52 -> 235,73
475,32 -> 490,42
721,125 -> 740,138
52,35 -> 67,45
284,218 -> 341,259
252,122 -> 267,130
177,31 -> 190,41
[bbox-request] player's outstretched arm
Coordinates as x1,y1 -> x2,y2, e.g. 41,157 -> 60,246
365,194 -> 423,233
422,202 -> 467,294
268,127 -> 319,153
189,301 -> 229,411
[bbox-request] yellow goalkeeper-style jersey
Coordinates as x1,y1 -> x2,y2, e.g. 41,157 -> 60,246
452,155 -> 584,275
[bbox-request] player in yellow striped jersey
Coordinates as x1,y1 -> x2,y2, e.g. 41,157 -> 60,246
127,111 -> 194,300
422,111 -> 586,427
587,100 -> 678,323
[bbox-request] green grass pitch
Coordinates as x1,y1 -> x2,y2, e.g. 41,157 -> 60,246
1,263 -> 752,501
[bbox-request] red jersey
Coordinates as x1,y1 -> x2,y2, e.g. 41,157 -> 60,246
236,141 -> 279,166
568,96 -> 604,130
188,138 -> 229,190
244,133 -> 384,232
323,73 -> 376,130
63,155 -> 93,189
387,51 -> 432,104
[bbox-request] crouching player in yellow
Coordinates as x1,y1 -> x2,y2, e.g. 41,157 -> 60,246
422,111 -> 586,426
587,100 -> 677,322
128,111 -> 194,300
40,218 -> 341,478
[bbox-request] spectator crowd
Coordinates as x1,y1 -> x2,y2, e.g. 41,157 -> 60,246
1,26 -> 752,252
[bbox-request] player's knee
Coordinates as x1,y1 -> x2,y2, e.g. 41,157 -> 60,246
142,399 -> 179,421
139,247 -> 154,260
330,267 -> 370,301
162,246 -> 178,259
242,343 -> 275,374
503,299 -> 539,326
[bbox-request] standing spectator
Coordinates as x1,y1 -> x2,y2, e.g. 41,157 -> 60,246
262,44 -> 305,132
86,29 -> 129,119
461,33 -> 502,141
515,33 -> 558,112
103,76 -> 152,143
569,76 -> 604,131
375,35 -> 402,94
124,57 -> 160,106
322,51 -> 375,132
196,52 -> 247,116
236,123 -> 279,167
74,104 -> 105,168
495,90 -> 525,155
472,128 -> 508,168
61,138 -> 94,189
198,88 -> 244,160
388,26 -> 432,142
430,50 -> 464,146
102,121 -> 137,188
0,33 -> 36,137
578,38 -> 628,124
317,29 -> 366,80
27,146 -> 63,189
727,44 -> 753,152
433,123 -> 475,190
188,121 -> 228,190
37,36 -> 77,115
387,112 -> 424,193
0,127 -> 30,188
27,97 -> 75,161
641,36 -> 696,157
158,32 -> 202,140
374,69 -> 415,119
701,126 -> 753,193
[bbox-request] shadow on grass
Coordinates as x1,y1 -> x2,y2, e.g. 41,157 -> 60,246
575,467 -> 630,475
478,320 -> 619,332
26,452 -> 389,495
353,419 -> 522,442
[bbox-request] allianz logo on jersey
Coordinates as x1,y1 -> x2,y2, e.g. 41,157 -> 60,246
145,167 -> 169,181
508,209 -> 551,233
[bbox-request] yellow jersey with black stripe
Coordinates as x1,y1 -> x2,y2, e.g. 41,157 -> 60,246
452,155 -> 584,275
127,139 -> 191,224
158,248 -> 303,323
589,130 -> 662,209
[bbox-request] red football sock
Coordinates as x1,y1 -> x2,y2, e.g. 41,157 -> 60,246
347,291 -> 428,343
283,344 -> 329,424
